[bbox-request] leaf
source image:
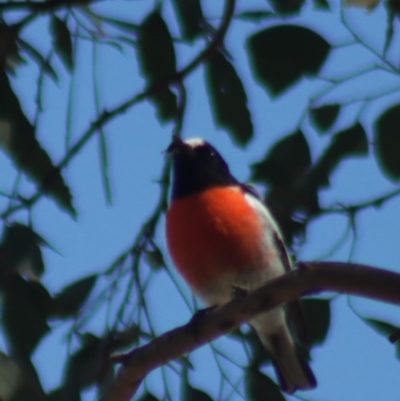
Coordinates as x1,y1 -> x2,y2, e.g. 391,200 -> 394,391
150,89 -> 178,123
310,104 -> 340,133
0,352 -> 48,401
145,248 -> 165,270
96,358 -> 115,401
0,72 -> 76,216
61,334 -> 113,400
247,25 -> 331,95
138,392 -> 160,401
182,373 -> 214,401
269,0 -> 305,15
50,16 -> 73,71
309,123 -> 368,189
205,50 -> 253,146
8,357 -> 47,401
345,0 -> 381,8
138,11 -> 177,79
365,318 -> 396,337
244,330 -> 271,367
314,0 -> 331,9
0,352 -> 22,401
47,388 -> 62,401
235,10 -> 276,22
375,103 -> 400,180
1,275 -> 51,357
245,367 -> 285,401
251,130 -> 311,186
364,318 -> 400,358
302,298 -> 331,346
387,0 -> 400,14
183,383 -> 214,401
0,223 -> 45,278
52,275 -> 97,318
0,22 -> 21,69
137,11 -> 177,122
171,0 -> 205,40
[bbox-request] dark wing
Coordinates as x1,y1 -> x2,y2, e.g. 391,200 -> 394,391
241,184 -> 310,349
272,231 -> 292,273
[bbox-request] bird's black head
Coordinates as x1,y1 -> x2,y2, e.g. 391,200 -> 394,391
167,138 -> 238,199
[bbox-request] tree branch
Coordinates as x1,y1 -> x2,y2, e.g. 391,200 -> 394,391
100,261 -> 400,401
0,0 -> 236,220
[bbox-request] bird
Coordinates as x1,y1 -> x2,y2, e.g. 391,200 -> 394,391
165,137 -> 316,394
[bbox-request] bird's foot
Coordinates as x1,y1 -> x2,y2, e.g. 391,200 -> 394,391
231,285 -> 248,300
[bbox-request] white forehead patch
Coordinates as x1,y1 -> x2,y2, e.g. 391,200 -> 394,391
184,138 -> 206,148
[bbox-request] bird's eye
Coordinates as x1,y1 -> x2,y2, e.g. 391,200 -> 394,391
198,146 -> 216,159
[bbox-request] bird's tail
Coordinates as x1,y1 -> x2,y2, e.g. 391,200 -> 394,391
257,326 -> 316,394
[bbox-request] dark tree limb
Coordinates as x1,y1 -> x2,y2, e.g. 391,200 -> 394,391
100,261 -> 400,401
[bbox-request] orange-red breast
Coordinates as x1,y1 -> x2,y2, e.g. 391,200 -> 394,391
165,137 -> 316,393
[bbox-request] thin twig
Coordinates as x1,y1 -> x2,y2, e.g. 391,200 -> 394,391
320,187 -> 400,215
0,0 -> 236,220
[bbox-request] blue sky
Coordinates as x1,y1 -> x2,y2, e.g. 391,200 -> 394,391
1,0 -> 400,400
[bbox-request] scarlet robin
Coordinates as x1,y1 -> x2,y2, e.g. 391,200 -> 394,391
165,137 -> 316,393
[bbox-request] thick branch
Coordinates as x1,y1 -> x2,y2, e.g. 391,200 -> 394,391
100,261 -> 400,401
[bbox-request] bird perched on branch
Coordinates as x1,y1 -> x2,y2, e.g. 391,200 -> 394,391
165,137 -> 316,394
